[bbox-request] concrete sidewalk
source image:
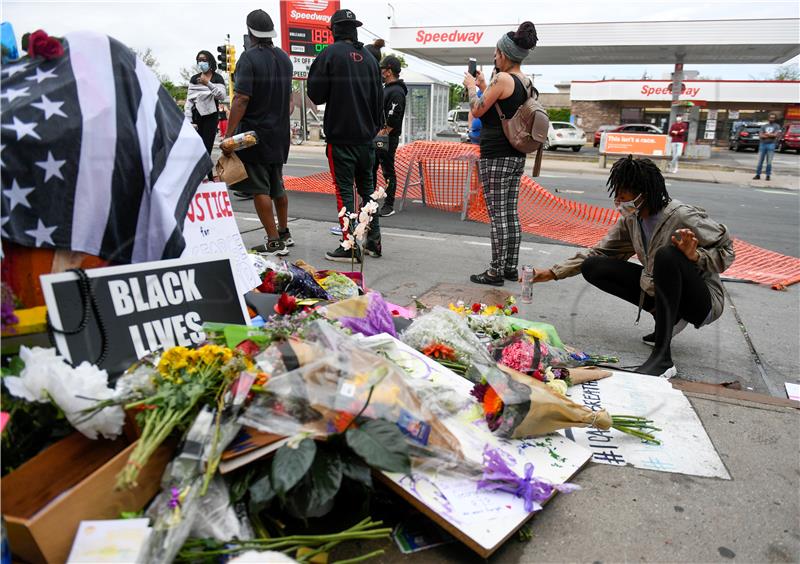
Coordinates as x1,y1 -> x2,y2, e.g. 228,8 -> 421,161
234,213 -> 800,563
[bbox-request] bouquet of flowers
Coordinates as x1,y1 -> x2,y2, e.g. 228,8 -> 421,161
317,272 -> 360,301
471,363 -> 660,443
491,331 -> 618,379
240,327 -> 463,460
81,344 -> 252,489
258,262 -> 331,301
400,307 -> 494,379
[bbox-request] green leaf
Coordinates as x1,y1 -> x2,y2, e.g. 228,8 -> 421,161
346,420 -> 411,474
341,452 -> 373,488
248,473 -> 276,515
271,439 -> 316,497
308,448 -> 343,509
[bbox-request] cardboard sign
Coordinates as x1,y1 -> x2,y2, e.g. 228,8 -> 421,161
181,182 -> 261,296
601,132 -> 670,156
41,256 -> 248,375
562,371 -> 730,479
363,336 -> 591,558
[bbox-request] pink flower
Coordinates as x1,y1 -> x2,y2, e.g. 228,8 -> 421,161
500,340 -> 535,373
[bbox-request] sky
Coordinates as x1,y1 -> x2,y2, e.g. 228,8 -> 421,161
3,0 -> 799,92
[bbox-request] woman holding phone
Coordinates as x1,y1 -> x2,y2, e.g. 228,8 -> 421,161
463,21 -> 537,286
530,156 -> 735,378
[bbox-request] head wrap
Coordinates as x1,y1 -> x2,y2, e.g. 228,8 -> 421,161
497,32 -> 530,63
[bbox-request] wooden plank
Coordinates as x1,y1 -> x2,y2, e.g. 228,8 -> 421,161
670,378 -> 800,409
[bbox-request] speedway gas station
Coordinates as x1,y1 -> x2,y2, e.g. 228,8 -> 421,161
389,18 -> 800,146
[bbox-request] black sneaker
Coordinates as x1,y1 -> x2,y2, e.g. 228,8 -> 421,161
279,228 -> 294,247
364,241 -> 382,257
766,175 -> 771,181
251,239 -> 288,257
326,245 -> 361,263
379,204 -> 395,217
642,319 -> 689,346
752,175 -> 761,180
503,268 -> 519,281
470,270 -> 504,286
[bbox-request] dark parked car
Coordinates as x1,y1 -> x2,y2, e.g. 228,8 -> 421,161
728,123 -> 762,152
778,124 -> 800,153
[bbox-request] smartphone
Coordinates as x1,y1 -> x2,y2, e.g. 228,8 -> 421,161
468,58 -> 477,77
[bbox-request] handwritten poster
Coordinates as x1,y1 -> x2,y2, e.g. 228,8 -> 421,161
362,336 -> 591,557
563,371 -> 730,479
182,182 -> 261,296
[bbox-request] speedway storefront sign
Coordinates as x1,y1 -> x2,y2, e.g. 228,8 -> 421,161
571,79 -> 800,104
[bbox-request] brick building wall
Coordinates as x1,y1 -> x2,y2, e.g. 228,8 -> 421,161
571,101 -> 620,135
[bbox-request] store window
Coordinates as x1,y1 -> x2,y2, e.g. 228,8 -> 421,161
620,107 -> 643,123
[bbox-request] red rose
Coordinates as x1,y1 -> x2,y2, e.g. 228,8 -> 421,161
236,339 -> 261,357
27,30 -> 64,60
274,293 -> 298,316
511,306 -> 519,314
471,303 -> 482,313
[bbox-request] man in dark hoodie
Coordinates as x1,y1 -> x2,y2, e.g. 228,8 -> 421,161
375,55 -> 407,217
307,8 -> 383,262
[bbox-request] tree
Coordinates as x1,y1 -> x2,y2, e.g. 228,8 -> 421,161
132,47 -> 169,83
547,108 -> 571,122
773,63 -> 800,81
132,47 -> 187,102
448,82 -> 465,110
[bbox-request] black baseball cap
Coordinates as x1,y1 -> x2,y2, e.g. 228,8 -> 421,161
247,9 -> 277,38
330,9 -> 362,27
380,55 -> 401,74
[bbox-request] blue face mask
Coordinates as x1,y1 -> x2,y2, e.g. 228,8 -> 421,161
198,61 -> 210,72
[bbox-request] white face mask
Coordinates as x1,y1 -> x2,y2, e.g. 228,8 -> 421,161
616,193 -> 644,218
198,61 -> 210,72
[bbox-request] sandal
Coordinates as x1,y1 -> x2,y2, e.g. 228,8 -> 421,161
470,270 -> 504,286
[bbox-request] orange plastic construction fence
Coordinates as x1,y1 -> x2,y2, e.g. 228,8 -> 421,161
284,141 -> 800,289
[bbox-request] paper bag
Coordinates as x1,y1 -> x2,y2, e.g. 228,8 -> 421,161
216,153 -> 248,186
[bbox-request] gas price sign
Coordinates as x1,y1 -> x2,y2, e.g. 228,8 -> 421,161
280,0 -> 340,80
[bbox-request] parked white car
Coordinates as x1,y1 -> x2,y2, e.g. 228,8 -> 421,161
546,121 -> 586,152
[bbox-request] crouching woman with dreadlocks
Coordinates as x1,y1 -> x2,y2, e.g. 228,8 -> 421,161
531,156 -> 735,378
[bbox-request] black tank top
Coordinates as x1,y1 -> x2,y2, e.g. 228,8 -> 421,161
480,74 -> 529,159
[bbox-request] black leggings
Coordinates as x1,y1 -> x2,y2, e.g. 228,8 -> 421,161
195,113 -> 218,181
581,247 -> 712,355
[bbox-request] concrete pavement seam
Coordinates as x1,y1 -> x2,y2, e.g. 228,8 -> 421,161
723,285 -> 780,397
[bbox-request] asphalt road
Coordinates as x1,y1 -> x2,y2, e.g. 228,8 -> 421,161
248,151 -> 800,258
546,143 -> 800,174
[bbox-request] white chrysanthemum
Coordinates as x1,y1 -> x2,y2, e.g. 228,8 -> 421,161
341,238 -> 354,251
353,221 -> 369,243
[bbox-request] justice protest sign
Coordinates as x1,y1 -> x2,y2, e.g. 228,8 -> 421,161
181,182 -> 261,296
41,256 -> 249,376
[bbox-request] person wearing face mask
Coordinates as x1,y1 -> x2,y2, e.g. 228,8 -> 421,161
375,55 -> 407,217
462,21 -> 538,286
185,50 -> 227,181
529,156 -> 735,378
667,114 -> 688,173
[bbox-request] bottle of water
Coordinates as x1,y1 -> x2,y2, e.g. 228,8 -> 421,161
520,265 -> 534,304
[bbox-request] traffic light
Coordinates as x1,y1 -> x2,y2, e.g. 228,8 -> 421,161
216,45 -> 227,71
226,45 -> 236,75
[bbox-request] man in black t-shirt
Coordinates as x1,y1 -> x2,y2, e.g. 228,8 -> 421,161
223,9 -> 293,257
308,9 -> 383,262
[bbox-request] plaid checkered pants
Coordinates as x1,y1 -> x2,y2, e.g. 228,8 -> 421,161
478,156 -> 526,273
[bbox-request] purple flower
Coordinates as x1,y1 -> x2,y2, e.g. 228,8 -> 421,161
477,446 -> 579,512
1,283 -> 18,333
339,293 -> 397,337
168,487 -> 181,510
470,381 -> 489,403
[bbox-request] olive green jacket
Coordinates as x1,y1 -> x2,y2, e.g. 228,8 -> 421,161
550,200 -> 735,324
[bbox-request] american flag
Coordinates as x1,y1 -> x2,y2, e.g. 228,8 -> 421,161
1,31 -> 212,263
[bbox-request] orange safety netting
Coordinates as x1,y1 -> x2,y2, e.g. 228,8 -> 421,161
284,141 -> 800,289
